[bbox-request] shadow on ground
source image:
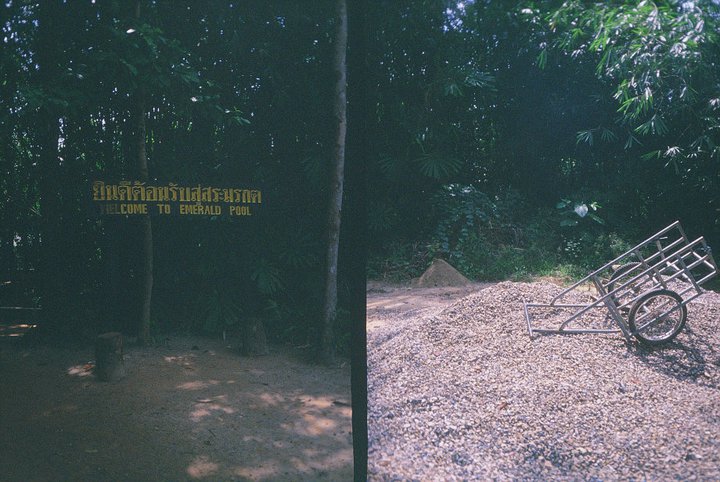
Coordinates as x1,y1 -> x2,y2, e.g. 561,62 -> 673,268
0,335 -> 352,481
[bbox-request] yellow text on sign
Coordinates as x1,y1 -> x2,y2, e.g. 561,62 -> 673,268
98,203 -> 253,216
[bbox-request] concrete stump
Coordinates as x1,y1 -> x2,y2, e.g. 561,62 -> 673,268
95,332 -> 126,381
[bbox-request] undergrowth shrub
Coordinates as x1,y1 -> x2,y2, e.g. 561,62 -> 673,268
367,240 -> 432,281
368,186 -> 636,283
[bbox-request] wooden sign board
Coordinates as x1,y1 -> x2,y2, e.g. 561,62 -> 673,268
90,180 -> 262,219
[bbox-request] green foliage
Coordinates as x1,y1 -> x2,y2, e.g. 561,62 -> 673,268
543,0 -> 720,224
366,0 -> 720,287
0,1 -> 349,350
447,230 -> 555,281
415,153 -> 464,179
432,184 -> 497,255
367,241 -> 431,282
428,189 -> 556,280
367,0 -> 499,245
251,259 -> 285,296
556,198 -> 604,227
5,0 -> 720,350
370,189 -> 636,285
196,287 -> 243,335
558,231 -> 633,271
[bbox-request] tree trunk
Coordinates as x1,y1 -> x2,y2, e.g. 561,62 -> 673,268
320,0 -> 348,364
101,219 -> 121,333
134,1 -> 153,346
135,92 -> 154,346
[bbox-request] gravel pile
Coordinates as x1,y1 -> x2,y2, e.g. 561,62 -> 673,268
368,281 -> 720,481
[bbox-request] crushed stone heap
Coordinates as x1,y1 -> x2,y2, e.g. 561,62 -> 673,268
368,280 -> 720,481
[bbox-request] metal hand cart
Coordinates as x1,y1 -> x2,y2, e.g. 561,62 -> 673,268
523,221 -> 718,345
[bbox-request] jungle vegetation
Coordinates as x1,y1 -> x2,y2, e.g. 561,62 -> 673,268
2,1 -> 720,351
1,0 -> 363,358
367,0 -> 720,284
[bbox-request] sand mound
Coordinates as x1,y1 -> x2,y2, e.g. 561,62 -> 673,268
415,259 -> 470,287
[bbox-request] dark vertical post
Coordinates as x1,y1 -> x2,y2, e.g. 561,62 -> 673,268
347,0 -> 368,478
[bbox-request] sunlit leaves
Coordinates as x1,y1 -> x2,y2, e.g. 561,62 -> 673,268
615,80 -> 654,121
463,71 -> 494,90
536,48 -> 547,69
415,153 -> 464,179
542,0 -> 720,191
664,146 -> 681,158
443,81 -> 462,97
576,127 -> 617,145
577,129 -> 594,146
557,198 -> 604,227
634,113 -> 668,136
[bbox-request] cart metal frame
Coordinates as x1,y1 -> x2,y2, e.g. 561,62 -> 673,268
523,221 -> 718,344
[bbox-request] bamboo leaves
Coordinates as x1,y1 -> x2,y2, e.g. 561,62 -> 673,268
542,0 -> 720,177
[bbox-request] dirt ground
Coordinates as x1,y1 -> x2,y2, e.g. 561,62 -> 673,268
366,280 -> 492,333
0,275 -> 495,482
0,333 -> 352,481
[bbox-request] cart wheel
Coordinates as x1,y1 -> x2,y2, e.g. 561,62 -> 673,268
628,289 -> 687,345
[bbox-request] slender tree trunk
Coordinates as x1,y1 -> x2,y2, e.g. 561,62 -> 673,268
320,0 -> 348,364
135,1 -> 153,345
101,219 -> 121,332
136,92 -> 154,346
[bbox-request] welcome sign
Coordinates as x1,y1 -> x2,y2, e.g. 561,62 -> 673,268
91,180 -> 262,218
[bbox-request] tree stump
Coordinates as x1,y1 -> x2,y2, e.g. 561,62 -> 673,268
239,318 -> 269,356
95,332 -> 126,381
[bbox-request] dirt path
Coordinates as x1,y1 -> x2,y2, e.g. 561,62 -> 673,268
0,336 -> 352,481
366,280 -> 493,333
